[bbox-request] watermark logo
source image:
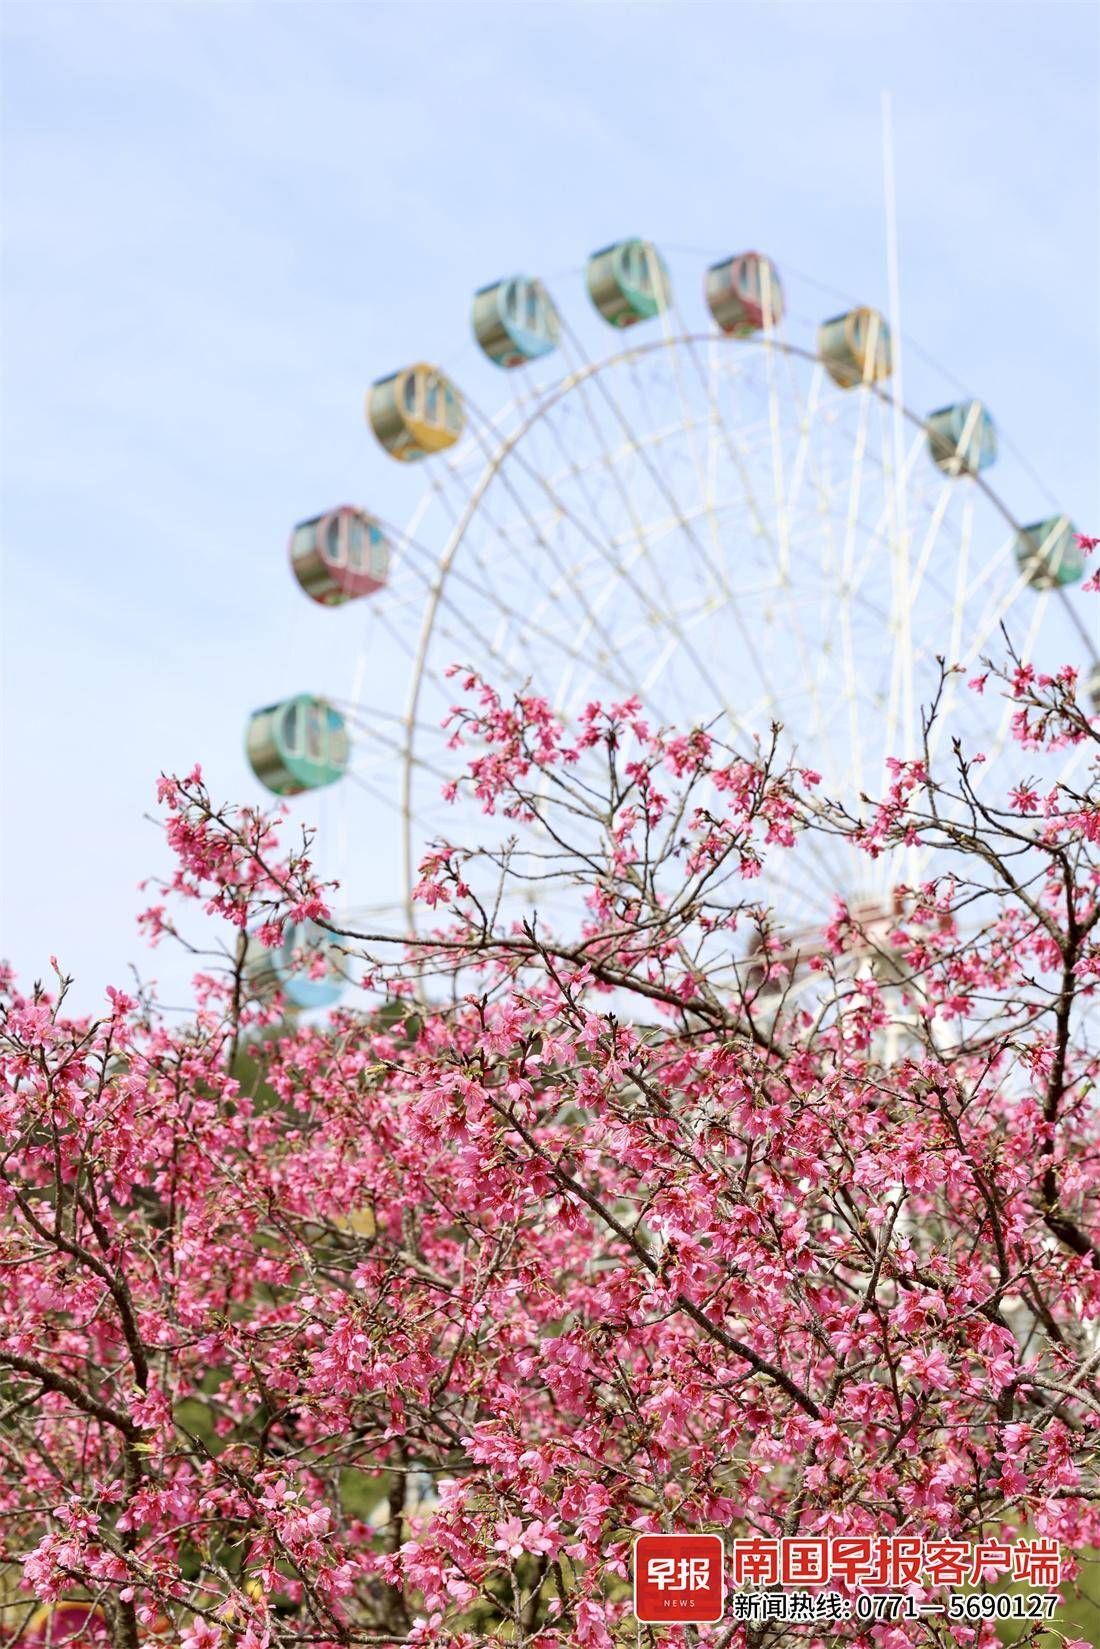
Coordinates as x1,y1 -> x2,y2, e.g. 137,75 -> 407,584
633,1533 -> 726,1624
631,1534 -> 1063,1627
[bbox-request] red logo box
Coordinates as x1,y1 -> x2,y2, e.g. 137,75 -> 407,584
633,1533 -> 726,1624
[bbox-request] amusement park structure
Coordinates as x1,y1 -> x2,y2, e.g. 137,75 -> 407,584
238,238 -> 1097,1007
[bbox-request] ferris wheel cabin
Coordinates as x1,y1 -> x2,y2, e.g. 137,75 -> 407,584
586,238 -> 670,327
818,306 -> 893,388
246,918 -> 345,1010
290,507 -> 390,605
926,401 -> 997,477
367,364 -> 464,461
246,695 -> 349,794
705,252 -> 785,335
472,275 -> 561,367
1014,516 -> 1084,590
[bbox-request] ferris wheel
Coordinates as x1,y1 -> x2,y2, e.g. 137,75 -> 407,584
242,237 -> 1097,994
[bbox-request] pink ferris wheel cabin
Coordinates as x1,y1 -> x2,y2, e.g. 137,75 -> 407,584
289,506 -> 390,606
705,251 -> 785,335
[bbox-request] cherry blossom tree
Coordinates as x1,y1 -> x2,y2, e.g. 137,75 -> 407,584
2,586 -> 1099,1648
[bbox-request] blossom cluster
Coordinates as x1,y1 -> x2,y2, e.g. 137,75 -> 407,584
2,634 -> 1099,1647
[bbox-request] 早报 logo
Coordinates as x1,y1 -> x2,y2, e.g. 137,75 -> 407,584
633,1533 -> 726,1624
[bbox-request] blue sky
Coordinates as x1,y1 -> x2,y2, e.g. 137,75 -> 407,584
2,1 -> 1098,1008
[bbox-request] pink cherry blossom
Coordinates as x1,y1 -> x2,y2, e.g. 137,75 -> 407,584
2,621 -> 1099,1645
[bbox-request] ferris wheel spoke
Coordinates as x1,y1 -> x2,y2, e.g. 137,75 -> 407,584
761,329 -> 794,581
846,423 -> 928,602
761,410 -> 936,784
344,766 -> 432,823
674,331 -> 846,762
395,429 -> 627,924
717,341 -> 830,697
961,529 -> 1020,608
380,503 -> 536,641
772,361 -> 884,802
539,404 -> 728,496
732,338 -> 858,802
896,506 -> 984,691
375,508 -> 622,697
468,577 -> 643,707
782,357 -> 831,525
549,521 -> 734,730
621,351 -> 730,604
559,319 -> 732,604
883,223 -> 916,773
831,374 -> 910,817
968,566 -> 1042,670
461,386 -> 719,680
484,450 -> 746,729
810,506 -> 895,682
417,440 -> 661,704
522,346 -> 690,625
837,602 -> 868,805
340,705 -> 462,782
840,422 -> 932,782
778,376 -> 856,704
667,302 -> 728,584
742,344 -> 853,696
441,588 -> 641,704
940,491 -> 976,675
675,332 -> 779,552
436,414 -> 636,640
905,476 -> 960,607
